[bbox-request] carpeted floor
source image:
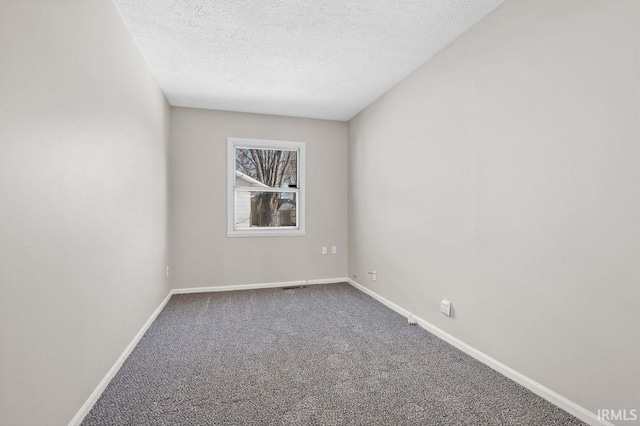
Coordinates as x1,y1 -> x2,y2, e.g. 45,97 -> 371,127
83,283 -> 585,425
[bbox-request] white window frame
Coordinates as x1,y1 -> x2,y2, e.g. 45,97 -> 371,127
227,137 -> 306,237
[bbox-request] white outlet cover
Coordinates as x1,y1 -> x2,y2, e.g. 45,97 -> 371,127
440,299 -> 451,317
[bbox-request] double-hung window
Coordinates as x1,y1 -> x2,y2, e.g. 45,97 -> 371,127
227,137 -> 306,237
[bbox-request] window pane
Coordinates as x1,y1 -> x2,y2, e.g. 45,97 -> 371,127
235,191 -> 297,228
235,148 -> 297,189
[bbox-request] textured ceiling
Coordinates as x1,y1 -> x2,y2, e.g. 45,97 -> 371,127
112,0 -> 503,121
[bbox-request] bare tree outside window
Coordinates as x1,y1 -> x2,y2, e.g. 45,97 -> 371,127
235,148 -> 298,227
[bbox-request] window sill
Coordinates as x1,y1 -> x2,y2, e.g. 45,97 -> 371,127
227,229 -> 306,238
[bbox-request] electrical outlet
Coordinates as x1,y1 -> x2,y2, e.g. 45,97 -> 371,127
440,299 -> 451,317
368,270 -> 377,281
322,246 -> 327,255
331,246 -> 337,255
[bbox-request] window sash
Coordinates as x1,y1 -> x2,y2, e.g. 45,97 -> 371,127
234,147 -> 299,189
234,187 -> 299,193
233,190 -> 299,230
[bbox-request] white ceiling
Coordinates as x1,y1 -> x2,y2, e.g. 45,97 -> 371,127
112,0 -> 503,121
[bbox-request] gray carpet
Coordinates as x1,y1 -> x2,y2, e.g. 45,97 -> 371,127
83,283 -> 585,425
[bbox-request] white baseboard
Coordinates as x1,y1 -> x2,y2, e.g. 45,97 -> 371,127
346,278 -> 611,426
68,291 -> 173,426
170,277 -> 347,295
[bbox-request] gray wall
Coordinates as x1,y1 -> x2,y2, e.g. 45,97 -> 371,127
348,0 -> 639,419
0,1 -> 170,424
169,108 -> 348,288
